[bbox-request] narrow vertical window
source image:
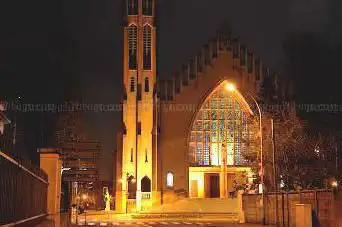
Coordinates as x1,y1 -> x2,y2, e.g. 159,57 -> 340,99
142,0 -> 153,16
130,77 -> 135,92
128,25 -> 137,69
247,52 -> 253,73
137,84 -> 142,100
130,148 -> 133,162
137,122 -> 141,135
240,45 -> 246,66
255,59 -> 260,80
166,172 -> 174,188
127,0 -> 138,15
263,66 -> 269,78
143,25 -> 152,70
232,38 -> 239,59
144,77 -> 149,92
145,149 -> 148,162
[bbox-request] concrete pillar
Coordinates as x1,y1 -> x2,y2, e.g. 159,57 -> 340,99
152,191 -> 161,208
220,144 -> 228,199
40,148 -> 62,215
295,204 -> 312,227
115,191 -> 126,213
136,190 -> 141,212
237,190 -> 245,223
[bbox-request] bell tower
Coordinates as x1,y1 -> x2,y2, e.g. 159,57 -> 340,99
116,0 -> 158,213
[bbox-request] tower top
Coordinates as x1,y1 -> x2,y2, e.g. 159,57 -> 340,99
125,0 -> 155,18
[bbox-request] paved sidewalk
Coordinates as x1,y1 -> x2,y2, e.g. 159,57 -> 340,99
34,212 -> 274,227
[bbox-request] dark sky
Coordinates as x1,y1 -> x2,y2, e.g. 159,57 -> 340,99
1,0 -> 341,180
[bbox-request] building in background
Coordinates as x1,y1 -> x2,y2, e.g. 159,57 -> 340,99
0,101 -> 11,146
60,141 -> 101,210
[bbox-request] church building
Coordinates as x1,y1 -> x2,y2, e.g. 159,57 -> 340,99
115,0 -> 292,213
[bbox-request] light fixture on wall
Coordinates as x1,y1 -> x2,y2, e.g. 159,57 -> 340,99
166,172 -> 174,188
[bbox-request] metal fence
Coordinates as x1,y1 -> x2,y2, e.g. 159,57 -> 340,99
242,190 -> 342,227
0,150 -> 48,225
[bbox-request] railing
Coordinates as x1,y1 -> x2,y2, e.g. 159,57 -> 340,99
0,150 -> 48,226
127,199 -> 137,213
141,192 -> 151,200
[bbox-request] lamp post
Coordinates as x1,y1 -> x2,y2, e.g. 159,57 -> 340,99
225,82 -> 265,225
246,93 -> 265,226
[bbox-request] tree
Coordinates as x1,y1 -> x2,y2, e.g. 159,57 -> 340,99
267,112 -> 334,191
55,111 -> 86,146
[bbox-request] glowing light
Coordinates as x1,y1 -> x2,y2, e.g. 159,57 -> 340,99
82,194 -> 88,200
166,172 -> 174,188
314,148 -> 320,154
61,167 -> 71,174
225,83 -> 236,92
280,179 -> 285,188
332,181 -> 338,187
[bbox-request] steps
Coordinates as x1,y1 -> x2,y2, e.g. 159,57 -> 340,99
131,212 -> 239,222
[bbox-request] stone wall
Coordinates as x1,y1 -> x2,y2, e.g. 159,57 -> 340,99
242,190 -> 341,227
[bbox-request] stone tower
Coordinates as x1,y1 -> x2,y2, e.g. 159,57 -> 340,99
116,0 -> 158,213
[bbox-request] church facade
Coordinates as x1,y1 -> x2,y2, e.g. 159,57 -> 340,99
115,0 -> 292,213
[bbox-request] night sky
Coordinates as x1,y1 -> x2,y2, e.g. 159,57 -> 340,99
1,0 -> 342,180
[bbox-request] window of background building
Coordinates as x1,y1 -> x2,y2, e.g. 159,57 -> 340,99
166,172 -> 174,188
143,25 -> 152,70
128,25 -> 137,69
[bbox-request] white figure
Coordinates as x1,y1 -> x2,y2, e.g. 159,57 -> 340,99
103,187 -> 110,211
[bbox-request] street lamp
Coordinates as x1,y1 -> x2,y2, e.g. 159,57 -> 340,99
225,81 -> 265,224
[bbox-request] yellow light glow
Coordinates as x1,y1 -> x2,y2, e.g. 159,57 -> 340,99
166,172 -> 174,188
82,194 -> 88,200
332,181 -> 338,187
225,83 -> 236,92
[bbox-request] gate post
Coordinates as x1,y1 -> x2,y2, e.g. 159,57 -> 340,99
40,148 -> 63,215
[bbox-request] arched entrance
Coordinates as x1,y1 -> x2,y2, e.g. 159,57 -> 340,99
127,175 -> 137,199
188,81 -> 256,199
141,176 -> 151,192
141,176 -> 151,201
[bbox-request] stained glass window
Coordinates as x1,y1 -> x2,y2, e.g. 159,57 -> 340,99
189,83 -> 254,167
197,144 -> 203,165
204,121 -> 210,130
203,111 -> 209,120
211,111 -> 217,120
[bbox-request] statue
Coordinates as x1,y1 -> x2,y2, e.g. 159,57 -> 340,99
103,187 -> 111,211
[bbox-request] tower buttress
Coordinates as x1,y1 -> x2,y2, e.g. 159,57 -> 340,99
117,0 -> 157,213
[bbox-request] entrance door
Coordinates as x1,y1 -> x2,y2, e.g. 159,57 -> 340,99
210,175 -> 220,198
